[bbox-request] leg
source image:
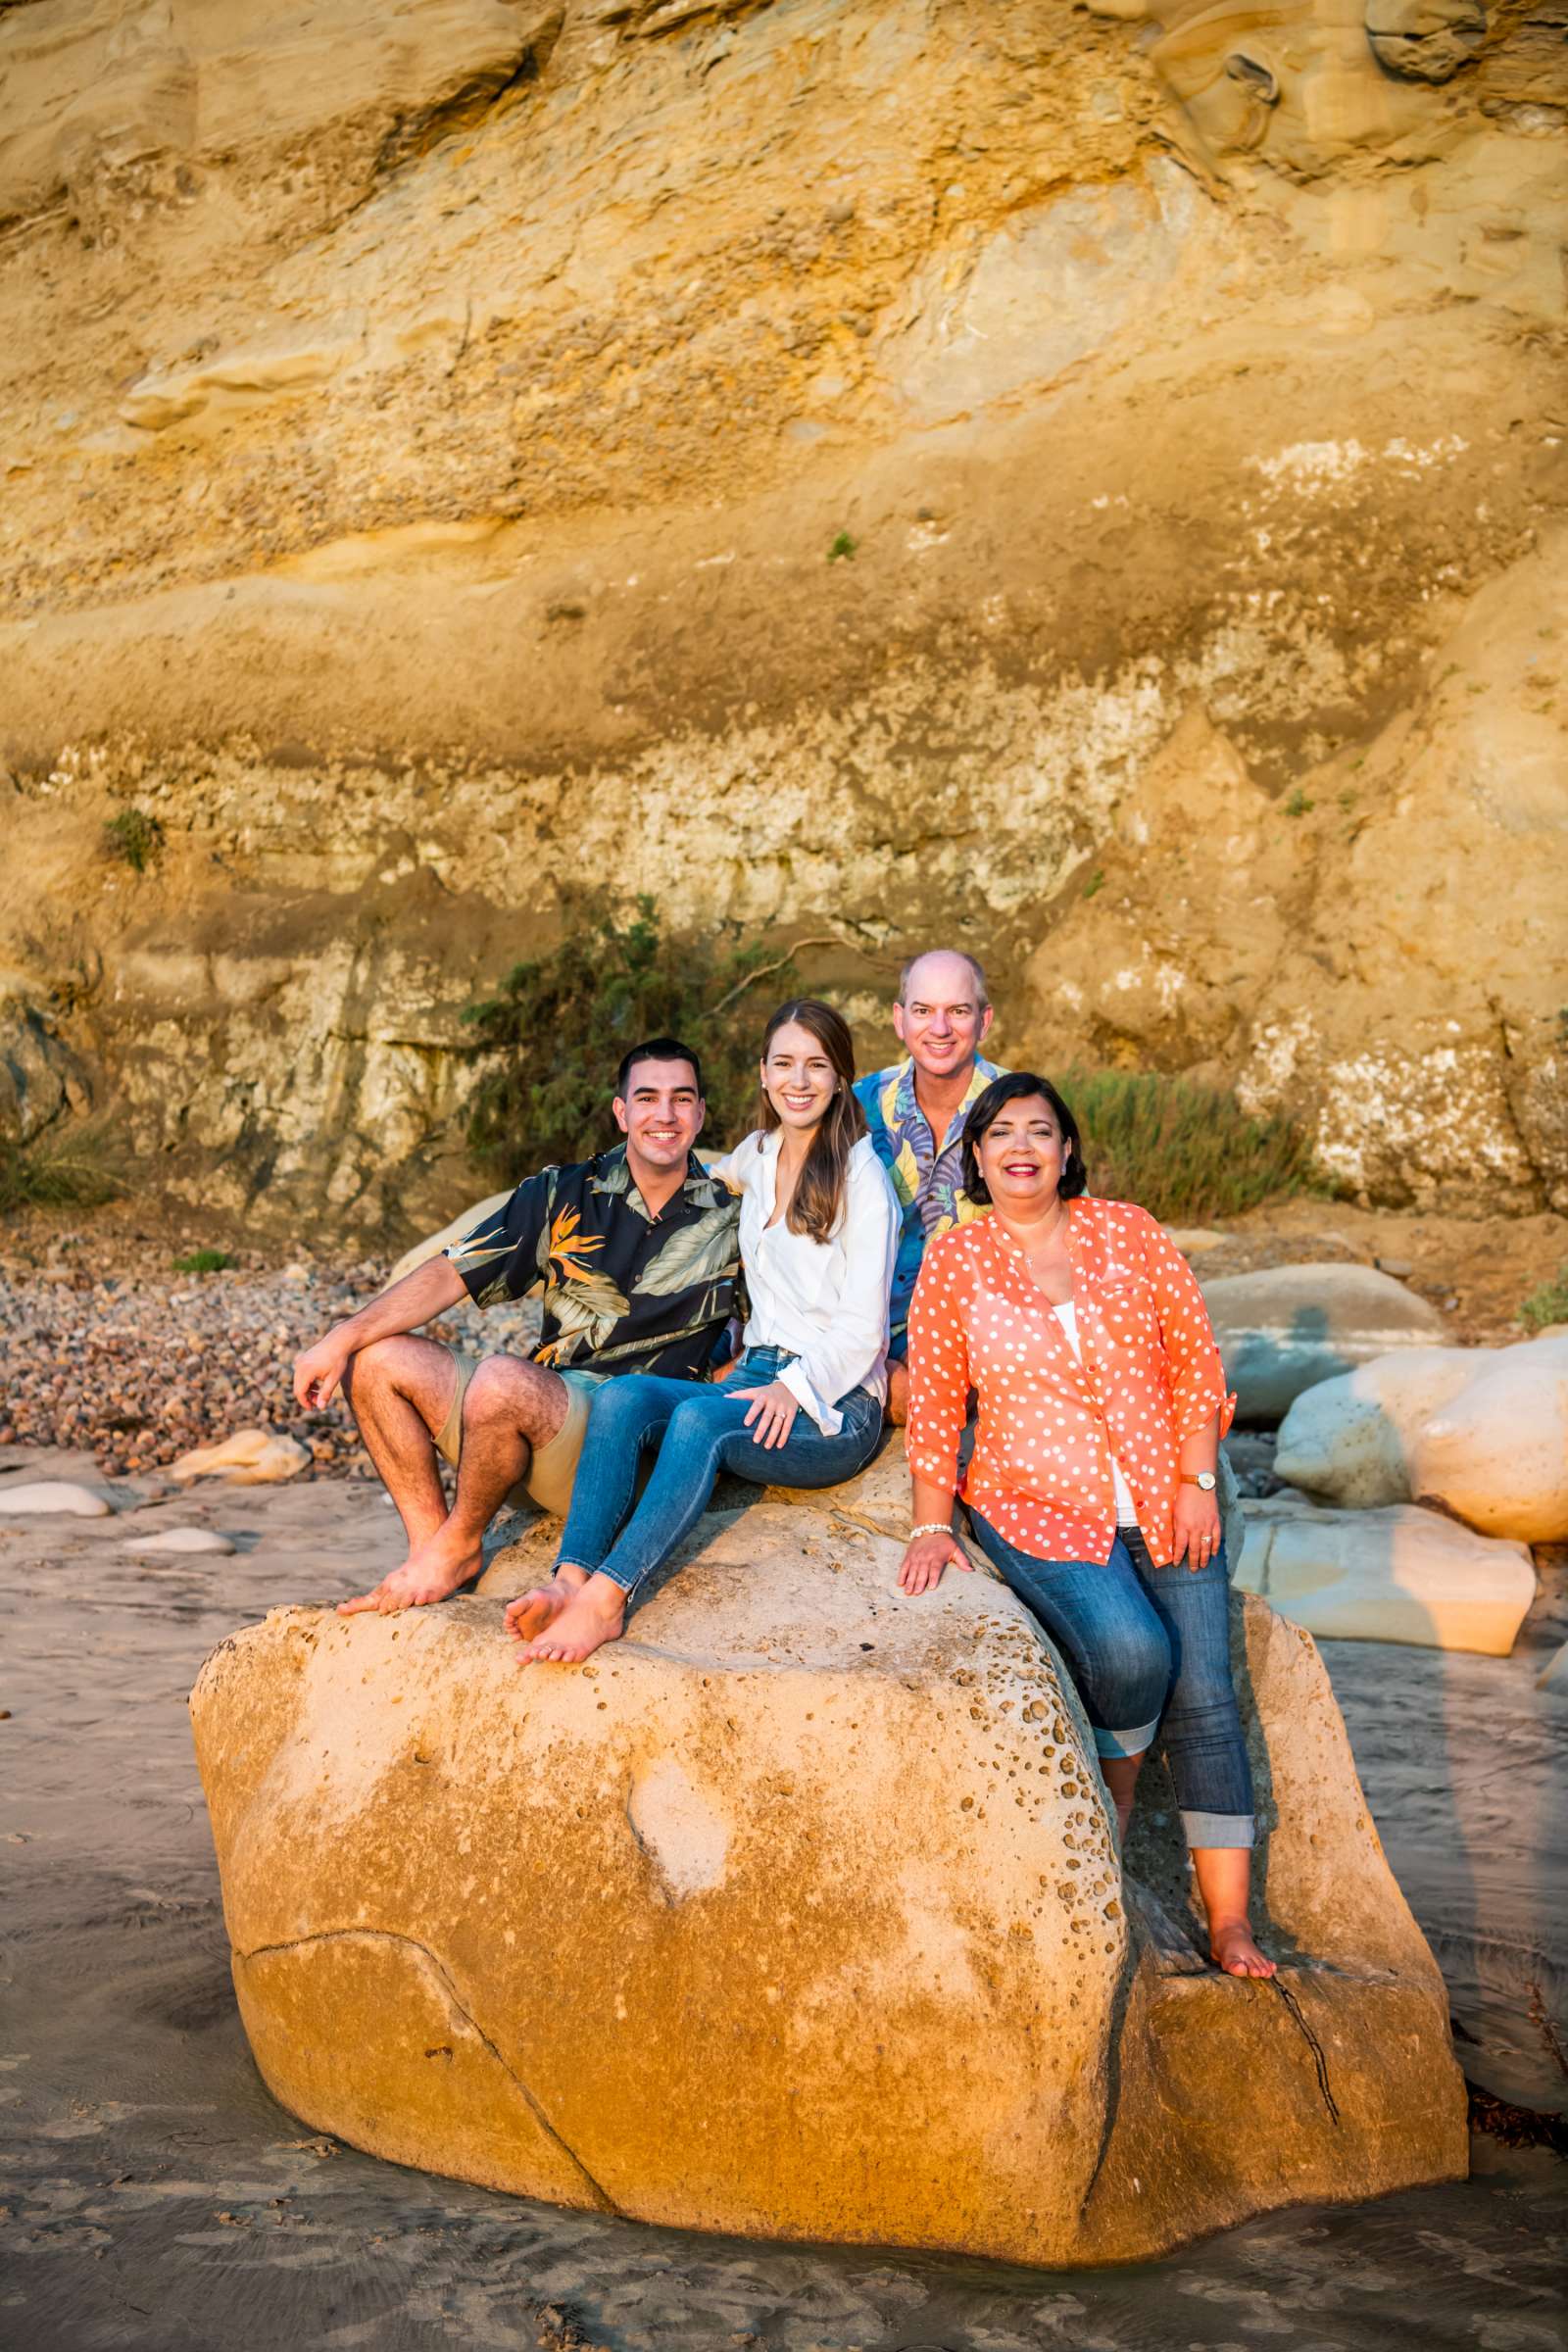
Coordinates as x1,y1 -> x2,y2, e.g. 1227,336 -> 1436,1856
966,1517 -> 1172,1840
505,1374 -> 689,1643
518,1385 -> 749,1665
341,1353 -> 568,1615
340,1335 -> 459,1550
1127,1532 -> 1274,1979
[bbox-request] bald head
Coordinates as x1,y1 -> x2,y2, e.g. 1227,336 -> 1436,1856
892,948 -> 994,1086
897,948 -> 988,1010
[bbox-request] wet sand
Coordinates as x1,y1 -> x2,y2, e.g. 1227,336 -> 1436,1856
2,1452 -> 1564,2352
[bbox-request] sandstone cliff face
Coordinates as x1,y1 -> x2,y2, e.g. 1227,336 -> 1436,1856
2,0 -> 1564,1233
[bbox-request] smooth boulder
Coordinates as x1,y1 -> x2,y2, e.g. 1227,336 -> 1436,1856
0,1479 -> 111,1517
1235,1496 -> 1537,1655
1200,1264 -> 1446,1424
190,1482 -> 1464,2267
1274,1333 -> 1568,1542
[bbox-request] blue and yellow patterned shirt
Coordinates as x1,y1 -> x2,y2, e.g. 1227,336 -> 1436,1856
853,1054 -> 1002,1355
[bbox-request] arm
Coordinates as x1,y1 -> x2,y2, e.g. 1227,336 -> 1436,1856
1137,1211 -> 1232,1567
772,1153 -> 899,1435
897,1241 -> 974,1594
292,1253 -> 466,1410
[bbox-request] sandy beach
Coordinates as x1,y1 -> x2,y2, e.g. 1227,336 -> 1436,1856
2,1431 -> 1563,2352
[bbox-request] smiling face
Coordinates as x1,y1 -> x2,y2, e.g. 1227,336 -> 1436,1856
612,1055 -> 705,1176
760,1019 -> 838,1135
975,1094 -> 1070,1212
892,951 -> 993,1084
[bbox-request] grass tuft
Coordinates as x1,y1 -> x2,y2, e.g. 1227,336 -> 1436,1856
1055,1066 -> 1313,1225
172,1249 -> 234,1275
826,530 -> 857,563
1518,1264 -> 1568,1334
103,808 -> 165,872
0,1120 -> 127,1214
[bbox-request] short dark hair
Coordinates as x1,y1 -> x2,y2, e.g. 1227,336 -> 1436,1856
615,1036 -> 704,1099
960,1072 -> 1086,1205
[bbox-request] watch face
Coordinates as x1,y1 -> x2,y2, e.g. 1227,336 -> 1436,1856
1198,1472 -> 1216,1490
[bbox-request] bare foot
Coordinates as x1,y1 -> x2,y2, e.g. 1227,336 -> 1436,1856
504,1564 -> 588,1642
338,1526 -> 482,1615
515,1571 -> 626,1664
1210,1919 -> 1277,1979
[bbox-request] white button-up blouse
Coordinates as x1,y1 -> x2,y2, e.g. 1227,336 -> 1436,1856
711,1129 -> 898,1434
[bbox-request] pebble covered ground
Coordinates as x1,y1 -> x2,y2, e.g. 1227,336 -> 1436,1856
0,1228 -> 541,1480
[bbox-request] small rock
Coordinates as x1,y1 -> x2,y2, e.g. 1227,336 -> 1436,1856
1374,1256 -> 1415,1279
1163,1226 -> 1229,1254
122,1527 -> 237,1556
171,1429 -> 311,1486
0,1480 -> 112,1517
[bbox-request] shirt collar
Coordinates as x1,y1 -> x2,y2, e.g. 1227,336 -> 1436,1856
892,1054 -> 1000,1141
589,1143 -> 726,1223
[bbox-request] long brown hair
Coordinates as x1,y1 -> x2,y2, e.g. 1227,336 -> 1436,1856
757,999 -> 866,1243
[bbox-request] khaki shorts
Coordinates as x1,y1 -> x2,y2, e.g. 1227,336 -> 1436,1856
431,1350 -> 606,1517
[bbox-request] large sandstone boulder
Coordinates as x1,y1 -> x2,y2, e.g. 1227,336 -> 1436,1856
1200,1264 -> 1447,1425
1235,1496 -> 1536,1656
389,1191 -> 513,1286
190,1487 -> 1465,2266
1274,1333 -> 1568,1542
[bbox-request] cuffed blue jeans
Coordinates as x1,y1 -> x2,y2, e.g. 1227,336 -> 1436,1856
967,1513 -> 1255,1850
559,1348 -> 883,1600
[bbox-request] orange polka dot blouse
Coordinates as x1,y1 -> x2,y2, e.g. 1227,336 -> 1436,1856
906,1199 -> 1237,1568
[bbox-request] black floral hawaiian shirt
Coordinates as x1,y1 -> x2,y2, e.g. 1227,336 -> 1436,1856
443,1146 -> 741,1380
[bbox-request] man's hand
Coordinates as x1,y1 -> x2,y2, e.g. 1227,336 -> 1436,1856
898,1531 -> 971,1595
293,1331 -> 354,1412
1171,1486 -> 1222,1571
731,1380 -> 799,1449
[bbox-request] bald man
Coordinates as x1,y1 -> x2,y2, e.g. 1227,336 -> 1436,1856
854,948 -> 1002,1424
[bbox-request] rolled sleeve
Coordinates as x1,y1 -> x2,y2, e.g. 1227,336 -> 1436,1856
1138,1211 -> 1236,1440
781,1152 -> 898,1434
906,1237 -> 971,1495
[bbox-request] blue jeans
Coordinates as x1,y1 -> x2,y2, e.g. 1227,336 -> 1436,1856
967,1514 -> 1255,1850
559,1348 -> 883,1599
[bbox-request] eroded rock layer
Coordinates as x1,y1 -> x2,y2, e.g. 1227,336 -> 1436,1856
189,1494 -> 1466,2263
4,0 -> 1565,1231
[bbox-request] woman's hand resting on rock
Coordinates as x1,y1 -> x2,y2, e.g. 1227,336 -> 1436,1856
898,1530 -> 972,1595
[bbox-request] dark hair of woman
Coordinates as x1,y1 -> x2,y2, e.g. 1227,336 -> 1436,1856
756,998 -> 868,1244
960,1071 -> 1087,1206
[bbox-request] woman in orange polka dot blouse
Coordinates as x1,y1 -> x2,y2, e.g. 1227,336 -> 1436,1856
899,1070 -> 1275,1980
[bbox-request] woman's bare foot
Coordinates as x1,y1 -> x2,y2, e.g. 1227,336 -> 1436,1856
1209,1918 -> 1277,1979
504,1564 -> 588,1642
515,1571 -> 627,1665
338,1525 -> 482,1615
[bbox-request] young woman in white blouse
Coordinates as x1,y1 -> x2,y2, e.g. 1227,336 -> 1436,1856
512,999 -> 898,1664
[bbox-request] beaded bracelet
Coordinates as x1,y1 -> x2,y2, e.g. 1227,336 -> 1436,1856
908,1522 -> 955,1540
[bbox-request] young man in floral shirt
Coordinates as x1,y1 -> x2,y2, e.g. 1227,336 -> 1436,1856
854,948 -> 1002,1424
291,1037 -> 740,1614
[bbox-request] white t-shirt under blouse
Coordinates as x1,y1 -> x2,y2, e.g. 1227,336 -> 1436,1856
711,1129 -> 898,1436
1052,1300 -> 1139,1526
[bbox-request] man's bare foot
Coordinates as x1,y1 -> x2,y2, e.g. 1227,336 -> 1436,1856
1209,1919 -> 1277,1979
515,1571 -> 627,1665
338,1525 -> 483,1615
504,1563 -> 588,1642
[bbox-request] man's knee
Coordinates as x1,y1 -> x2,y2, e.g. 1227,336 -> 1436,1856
342,1333 -> 409,1401
463,1352 -> 563,1441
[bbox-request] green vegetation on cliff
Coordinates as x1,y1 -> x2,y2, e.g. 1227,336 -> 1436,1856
462,893 -> 798,1170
